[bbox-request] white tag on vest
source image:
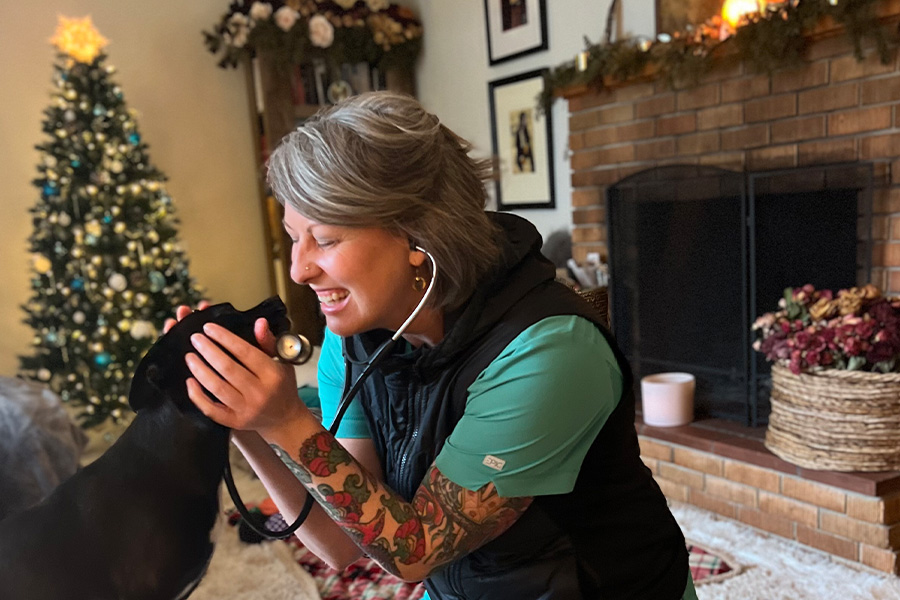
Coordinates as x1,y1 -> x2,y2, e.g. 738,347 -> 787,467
482,455 -> 506,471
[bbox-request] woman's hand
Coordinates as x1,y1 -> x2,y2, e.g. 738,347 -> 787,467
184,317 -> 307,438
162,301 -> 211,334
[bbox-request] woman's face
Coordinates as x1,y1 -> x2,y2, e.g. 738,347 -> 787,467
283,205 -> 425,337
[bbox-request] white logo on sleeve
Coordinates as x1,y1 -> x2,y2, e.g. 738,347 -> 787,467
482,455 -> 506,471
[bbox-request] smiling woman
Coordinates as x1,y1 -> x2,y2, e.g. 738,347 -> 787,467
182,91 -> 697,600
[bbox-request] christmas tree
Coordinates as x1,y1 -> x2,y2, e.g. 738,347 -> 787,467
19,17 -> 204,428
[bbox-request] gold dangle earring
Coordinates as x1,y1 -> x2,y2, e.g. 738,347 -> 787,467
413,267 -> 427,292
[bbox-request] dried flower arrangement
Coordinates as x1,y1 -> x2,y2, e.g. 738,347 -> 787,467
752,284 -> 900,375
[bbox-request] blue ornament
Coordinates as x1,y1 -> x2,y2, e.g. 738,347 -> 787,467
71,160 -> 81,168
45,331 -> 58,344
128,132 -> 140,145
43,183 -> 58,197
71,277 -> 85,291
85,234 -> 98,245
93,104 -> 105,117
149,271 -> 166,292
94,352 -> 112,368
103,215 -> 113,224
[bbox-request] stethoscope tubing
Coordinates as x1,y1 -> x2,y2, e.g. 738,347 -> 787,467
226,247 -> 437,539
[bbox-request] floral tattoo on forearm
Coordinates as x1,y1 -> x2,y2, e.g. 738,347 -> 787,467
273,431 -> 533,579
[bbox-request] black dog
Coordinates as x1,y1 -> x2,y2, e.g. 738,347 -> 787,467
0,297 -> 290,600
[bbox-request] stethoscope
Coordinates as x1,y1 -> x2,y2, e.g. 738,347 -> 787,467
224,247 -> 438,539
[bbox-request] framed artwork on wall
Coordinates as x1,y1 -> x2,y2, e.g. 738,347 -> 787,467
483,0 -> 548,66
656,0 -> 721,34
488,69 -> 554,210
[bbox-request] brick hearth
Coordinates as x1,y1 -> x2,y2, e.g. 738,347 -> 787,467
563,7 -> 900,575
637,419 -> 900,575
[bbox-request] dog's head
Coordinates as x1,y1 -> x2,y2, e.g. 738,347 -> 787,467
128,296 -> 292,414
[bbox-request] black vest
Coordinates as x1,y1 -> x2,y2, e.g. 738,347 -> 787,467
342,214 -> 688,599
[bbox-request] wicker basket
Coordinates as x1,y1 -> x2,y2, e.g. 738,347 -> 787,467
577,287 -> 610,329
765,364 -> 900,471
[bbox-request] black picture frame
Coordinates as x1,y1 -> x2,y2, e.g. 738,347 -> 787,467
483,0 -> 548,66
488,69 -> 555,210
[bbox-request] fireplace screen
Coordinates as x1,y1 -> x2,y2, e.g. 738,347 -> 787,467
606,163 -> 872,426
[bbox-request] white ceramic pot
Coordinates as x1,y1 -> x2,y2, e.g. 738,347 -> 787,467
640,372 -> 696,427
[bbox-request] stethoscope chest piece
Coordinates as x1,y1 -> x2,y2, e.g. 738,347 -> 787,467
275,333 -> 313,365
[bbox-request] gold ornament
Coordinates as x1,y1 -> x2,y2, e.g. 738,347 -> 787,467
114,222 -> 126,234
117,319 -> 132,332
85,221 -> 102,237
33,255 -> 53,274
50,16 -> 109,64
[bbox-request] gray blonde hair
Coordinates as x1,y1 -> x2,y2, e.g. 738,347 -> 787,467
266,91 -> 501,310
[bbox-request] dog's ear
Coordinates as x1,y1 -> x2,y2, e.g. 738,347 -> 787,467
127,297 -> 290,414
246,296 -> 291,338
128,303 -> 237,413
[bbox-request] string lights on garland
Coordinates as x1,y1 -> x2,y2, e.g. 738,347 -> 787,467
542,0 -> 893,109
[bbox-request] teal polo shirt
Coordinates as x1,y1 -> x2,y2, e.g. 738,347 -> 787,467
316,315 -> 621,497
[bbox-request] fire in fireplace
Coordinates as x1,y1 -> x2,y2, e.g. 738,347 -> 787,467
606,162 -> 873,426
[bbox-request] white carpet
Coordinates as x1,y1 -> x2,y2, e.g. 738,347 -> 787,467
671,502 -> 900,600
191,523 -> 320,600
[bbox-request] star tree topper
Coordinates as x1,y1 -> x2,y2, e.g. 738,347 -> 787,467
51,15 -> 109,64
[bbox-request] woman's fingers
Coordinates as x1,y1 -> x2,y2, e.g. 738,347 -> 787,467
188,333 -> 257,398
254,318 -> 278,356
163,318 -> 176,334
164,302 -> 210,334
185,376 -> 238,428
202,322 -> 276,373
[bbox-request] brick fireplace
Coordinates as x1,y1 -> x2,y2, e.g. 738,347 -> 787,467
562,13 -> 900,575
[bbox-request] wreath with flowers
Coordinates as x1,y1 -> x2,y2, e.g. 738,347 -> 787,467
204,0 -> 423,70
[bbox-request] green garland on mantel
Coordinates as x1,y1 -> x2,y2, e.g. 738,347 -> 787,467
543,0 -> 895,109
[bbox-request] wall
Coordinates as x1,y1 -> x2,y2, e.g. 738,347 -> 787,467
0,1 -> 660,376
414,0 -> 655,242
0,0 -> 269,376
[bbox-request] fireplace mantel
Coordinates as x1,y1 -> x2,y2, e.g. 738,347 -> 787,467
563,12 -> 900,294
562,7 -> 900,575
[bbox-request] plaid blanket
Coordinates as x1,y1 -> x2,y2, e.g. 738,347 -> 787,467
230,510 -> 733,597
